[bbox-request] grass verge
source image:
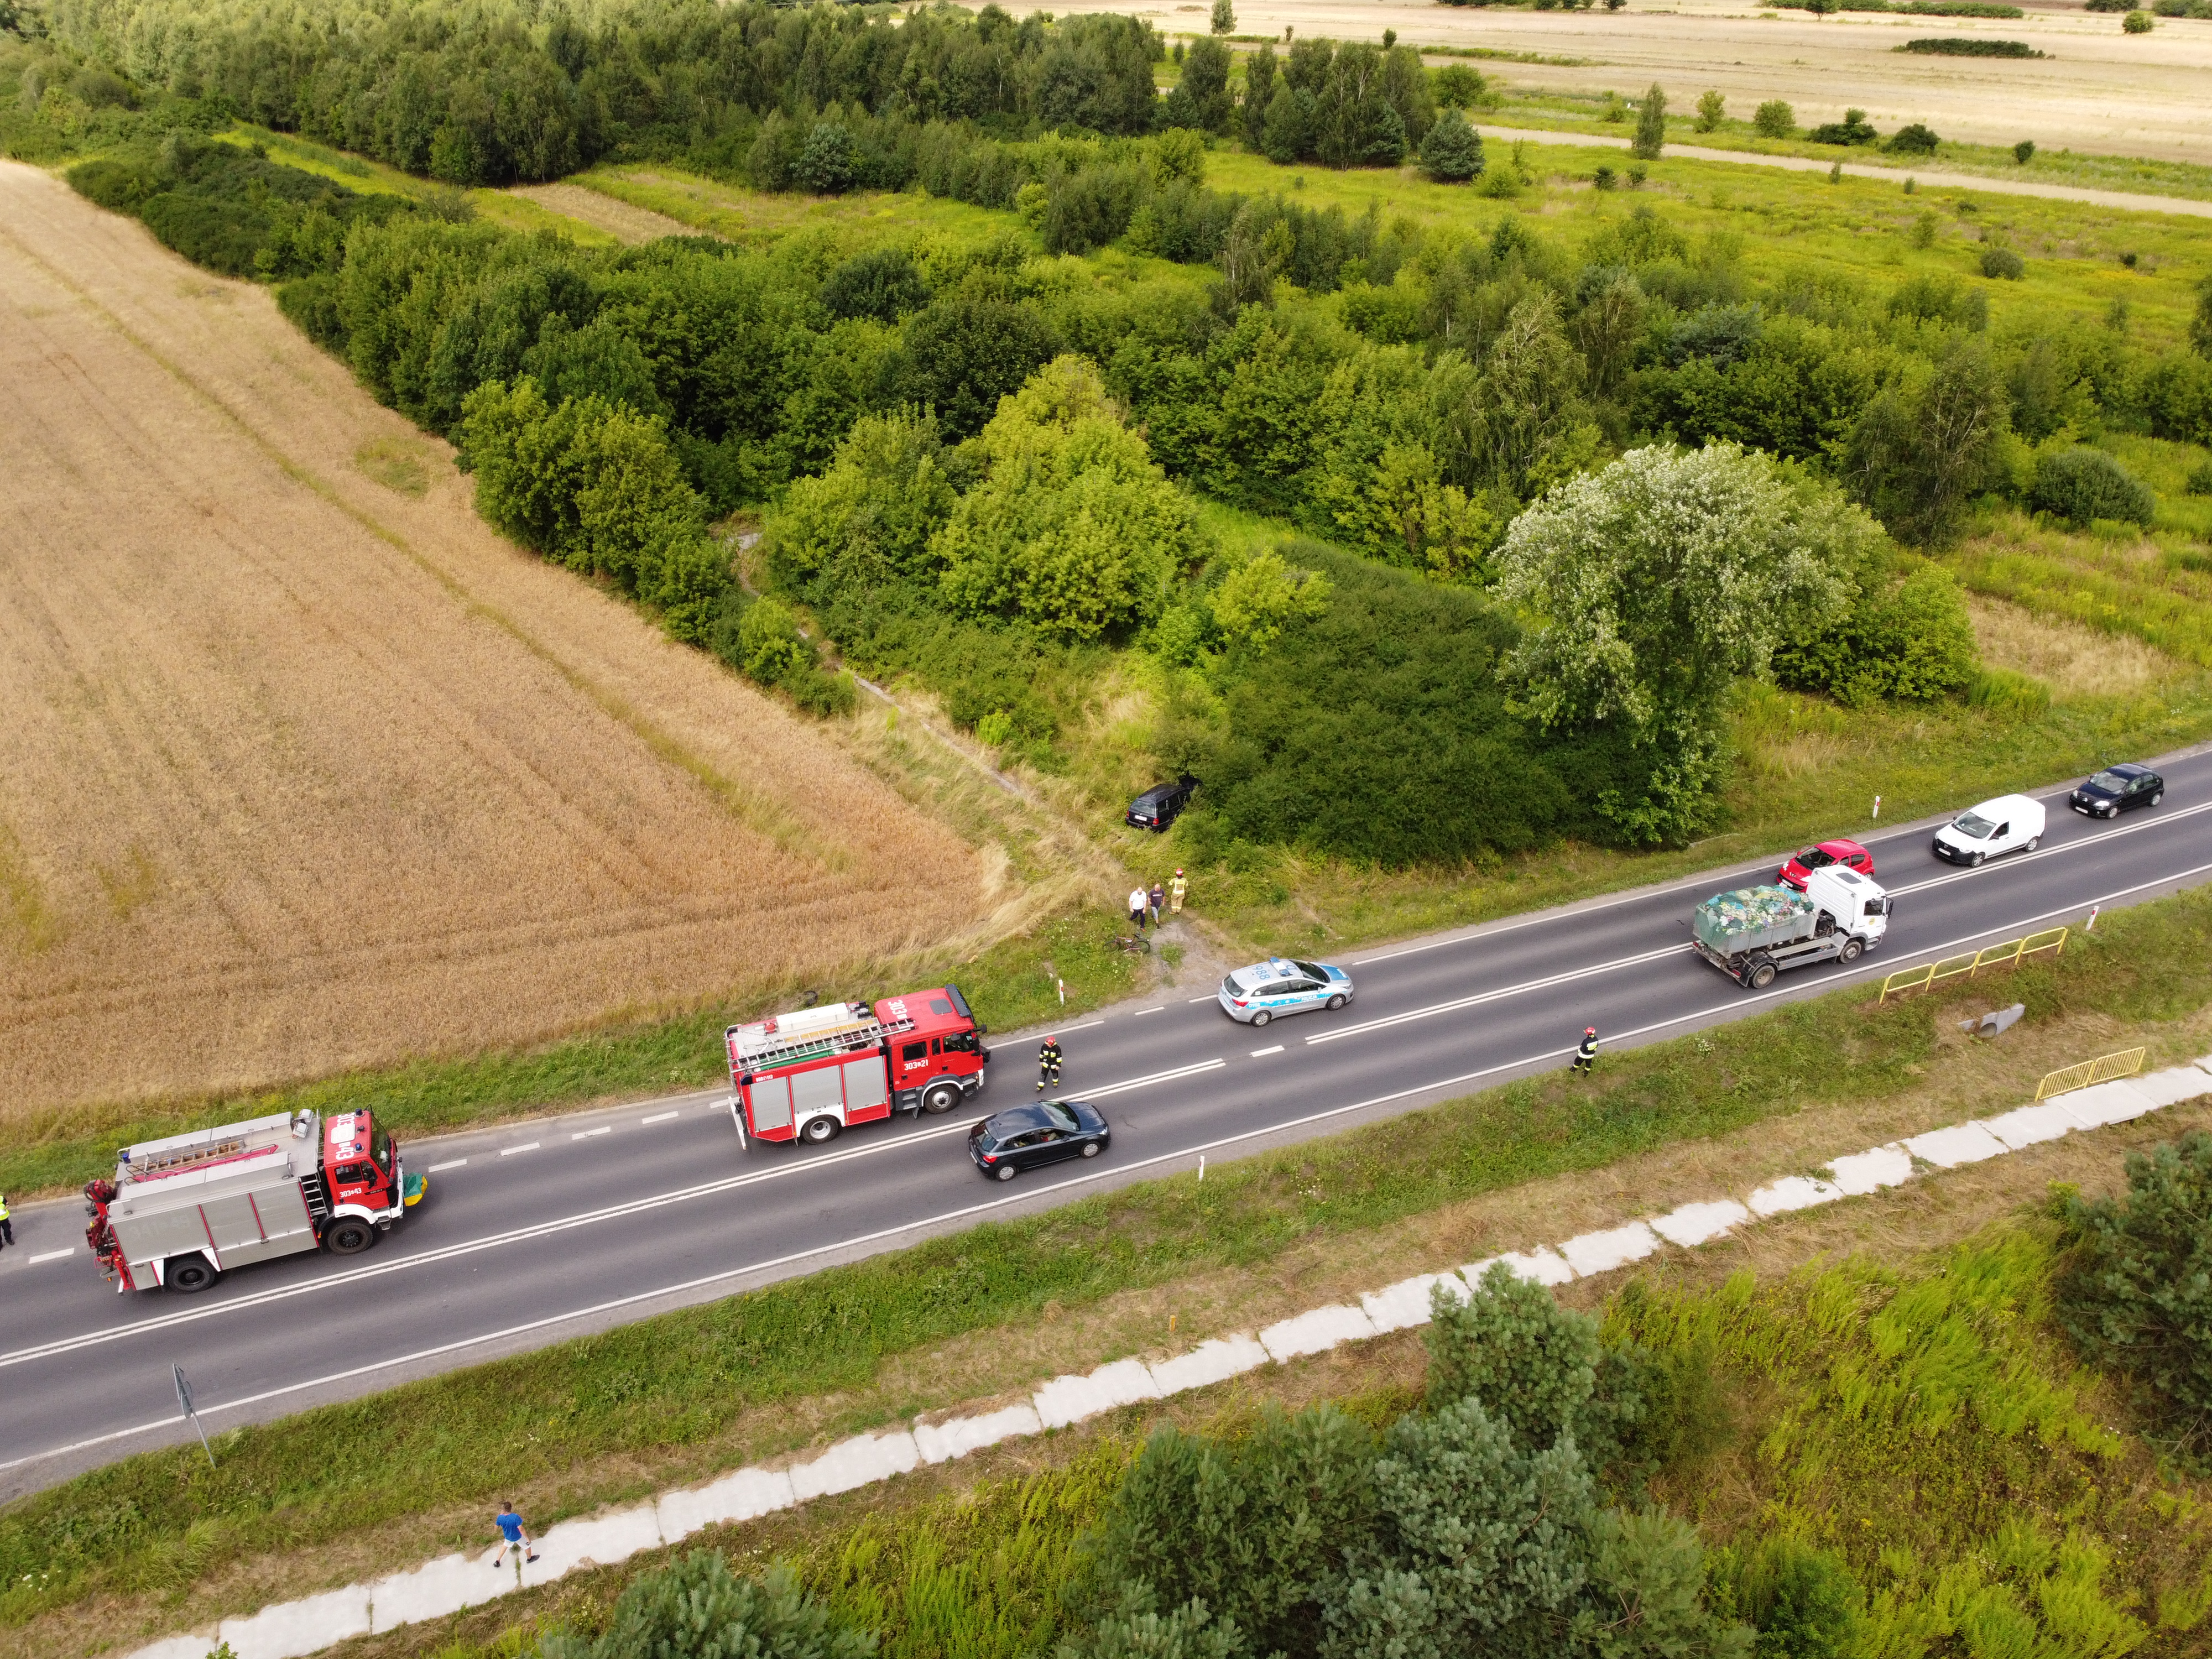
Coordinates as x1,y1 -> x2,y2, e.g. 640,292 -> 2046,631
7,880 -> 2211,1642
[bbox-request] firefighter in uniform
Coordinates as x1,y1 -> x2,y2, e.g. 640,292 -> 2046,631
1571,1026 -> 1600,1077
0,1191 -> 12,1248
1037,1036 -> 1064,1092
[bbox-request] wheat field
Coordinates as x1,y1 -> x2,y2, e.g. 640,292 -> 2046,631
0,161 -> 995,1124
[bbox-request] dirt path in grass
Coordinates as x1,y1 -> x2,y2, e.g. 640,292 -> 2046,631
1465,122 -> 2212,218
0,161 -> 1003,1123
509,181 -> 711,244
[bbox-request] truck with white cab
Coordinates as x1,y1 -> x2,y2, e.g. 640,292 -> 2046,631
1692,867 -> 1892,990
84,1108 -> 424,1293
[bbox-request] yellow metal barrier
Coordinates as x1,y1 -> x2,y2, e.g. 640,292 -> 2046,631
1878,926 -> 2068,1004
2036,1046 -> 2147,1102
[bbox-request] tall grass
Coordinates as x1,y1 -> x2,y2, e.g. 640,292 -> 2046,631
1615,1227 -> 2212,1647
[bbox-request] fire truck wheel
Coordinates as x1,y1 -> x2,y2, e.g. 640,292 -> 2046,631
995,1163 -> 1018,1181
325,1218 -> 378,1255
1250,1010 -> 1271,1027
801,1115 -> 842,1145
164,1255 -> 219,1294
922,1083 -> 961,1115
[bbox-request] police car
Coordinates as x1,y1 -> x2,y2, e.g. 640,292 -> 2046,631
1216,958 -> 1354,1026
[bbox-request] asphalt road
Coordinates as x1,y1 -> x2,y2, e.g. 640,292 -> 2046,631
6,747 -> 2212,1495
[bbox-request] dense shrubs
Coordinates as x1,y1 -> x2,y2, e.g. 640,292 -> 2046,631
1058,1266 -> 1747,1659
2060,1132 -> 2212,1454
67,135 -> 418,278
1775,563 -> 1979,706
2029,445 -> 2157,526
1899,36 -> 2047,51
540,1555 -> 872,1659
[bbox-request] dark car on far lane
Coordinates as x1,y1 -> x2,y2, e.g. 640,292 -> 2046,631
968,1099 -> 1110,1181
2070,763 -> 2164,820
1126,774 -> 1198,832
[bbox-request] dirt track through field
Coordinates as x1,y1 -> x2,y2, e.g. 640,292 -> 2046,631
0,161 -> 992,1121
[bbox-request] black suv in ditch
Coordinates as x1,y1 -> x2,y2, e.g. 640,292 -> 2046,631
2070,763 -> 2165,820
1126,774 -> 1198,832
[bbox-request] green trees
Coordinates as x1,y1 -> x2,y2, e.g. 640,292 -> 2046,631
1694,90 -> 1725,132
1060,1264 -> 1746,1659
1751,100 -> 1795,138
1840,338 -> 2011,545
769,410 -> 959,602
1420,107 -> 1485,181
458,376 -> 729,641
1212,0 -> 1237,31
2030,446 -> 2157,526
1494,444 -> 1866,843
1630,84 -> 1667,160
540,1554 -> 874,1659
1773,562 -> 1979,706
1164,38 -> 1236,133
935,357 -> 1199,640
2060,1132 -> 2212,1453
888,283 -> 1061,440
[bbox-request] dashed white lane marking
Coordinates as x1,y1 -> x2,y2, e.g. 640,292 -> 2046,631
1311,943 -> 1688,1045
1189,995 -> 1213,1003
499,1143 -> 540,1156
1251,1045 -> 1284,1057
28,1248 -> 73,1265
1055,1019 -> 1107,1033
1132,1006 -> 1166,1016
640,1112 -> 680,1125
427,1159 -> 468,1173
573,1126 -> 611,1140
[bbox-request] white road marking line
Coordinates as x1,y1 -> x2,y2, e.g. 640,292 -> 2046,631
1055,1019 -> 1107,1034
1310,942 -> 1689,1045
18,859 -> 2211,1380
27,1248 -> 73,1265
499,1142 -> 540,1156
427,1159 -> 468,1173
573,1126 -> 611,1140
1251,1045 -> 1284,1058
1,1056 -> 1230,1370
1189,995 -> 1214,1003
1132,1006 -> 1166,1016
640,1111 -> 680,1125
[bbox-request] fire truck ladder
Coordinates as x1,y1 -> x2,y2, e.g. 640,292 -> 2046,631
737,1012 -> 917,1071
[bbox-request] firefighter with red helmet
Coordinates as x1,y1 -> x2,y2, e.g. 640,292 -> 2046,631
1572,1026 -> 1599,1077
1037,1036 -> 1064,1092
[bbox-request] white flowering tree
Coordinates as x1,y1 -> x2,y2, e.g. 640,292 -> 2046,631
1493,442 -> 1873,842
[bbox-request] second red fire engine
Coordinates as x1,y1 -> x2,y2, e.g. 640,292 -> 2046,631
727,986 -> 990,1146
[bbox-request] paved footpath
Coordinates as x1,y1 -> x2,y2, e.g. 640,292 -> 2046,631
122,1048 -> 2212,1659
1477,122 -> 2212,219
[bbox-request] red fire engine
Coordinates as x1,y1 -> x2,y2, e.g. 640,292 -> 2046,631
728,986 -> 991,1146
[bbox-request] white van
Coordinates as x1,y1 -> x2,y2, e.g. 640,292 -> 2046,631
1932,792 -> 2046,867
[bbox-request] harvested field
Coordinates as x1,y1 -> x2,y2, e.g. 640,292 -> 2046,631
0,161 -> 995,1125
1062,0 -> 2212,164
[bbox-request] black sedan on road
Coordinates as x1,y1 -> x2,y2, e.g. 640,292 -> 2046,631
968,1100 -> 1110,1181
2071,763 -> 2166,820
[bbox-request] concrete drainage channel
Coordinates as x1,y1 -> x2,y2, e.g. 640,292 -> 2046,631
127,1056 -> 2212,1659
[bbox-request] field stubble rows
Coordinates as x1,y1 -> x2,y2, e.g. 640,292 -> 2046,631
0,160 -> 1001,1126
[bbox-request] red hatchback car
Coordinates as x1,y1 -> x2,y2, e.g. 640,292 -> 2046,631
1777,838 -> 1875,889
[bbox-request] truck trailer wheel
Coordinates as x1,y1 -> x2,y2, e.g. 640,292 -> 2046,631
1839,937 -> 1864,963
922,1083 -> 961,1115
164,1255 -> 220,1293
325,1218 -> 377,1255
801,1115 -> 842,1145
1745,958 -> 1778,990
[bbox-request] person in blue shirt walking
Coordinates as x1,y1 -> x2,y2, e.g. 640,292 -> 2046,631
493,1501 -> 538,1568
